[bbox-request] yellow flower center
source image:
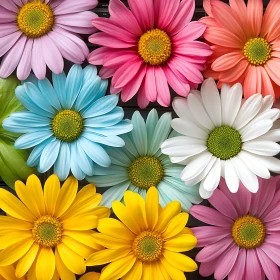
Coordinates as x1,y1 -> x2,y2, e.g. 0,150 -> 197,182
17,1 -> 55,38
32,216 -> 62,247
243,38 -> 272,66
128,156 -> 164,189
132,231 -> 163,262
232,215 -> 266,249
138,29 -> 172,65
52,110 -> 84,142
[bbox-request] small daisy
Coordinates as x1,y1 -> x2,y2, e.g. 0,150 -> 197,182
161,78 -> 280,198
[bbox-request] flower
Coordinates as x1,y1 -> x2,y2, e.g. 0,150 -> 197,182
86,109 -> 202,211
2,64 -> 133,180
201,0 -> 280,99
86,187 -> 198,280
0,265 -> 26,280
191,177 -> 280,280
80,272 -> 100,280
0,174 -> 110,280
88,0 -> 212,108
161,78 -> 280,199
0,0 -> 98,80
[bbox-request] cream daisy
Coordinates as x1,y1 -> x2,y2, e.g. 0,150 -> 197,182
161,78 -> 280,198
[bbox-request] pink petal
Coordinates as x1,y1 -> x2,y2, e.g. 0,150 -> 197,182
89,33 -> 135,48
53,0 -> 98,14
100,67 -> 115,79
31,38 -> 46,80
0,31 -> 21,57
219,59 -> 249,83
261,189 -> 280,220
104,50 -> 137,68
262,203 -> 280,223
260,242 -> 280,266
174,41 -> 212,57
144,66 -> 157,102
245,250 -> 263,280
110,83 -> 120,95
56,23 -> 96,35
199,259 -> 217,277
155,67 -> 170,107
244,65 -> 262,99
0,23 -> 18,37
212,52 -> 244,72
88,47 -> 111,65
247,0 -> 263,37
260,66 -> 275,98
137,83 -> 150,109
264,59 -> 280,87
0,6 -> 16,23
0,0 -> 17,12
228,248 -> 246,280
261,0 -> 280,37
17,38 -> 33,81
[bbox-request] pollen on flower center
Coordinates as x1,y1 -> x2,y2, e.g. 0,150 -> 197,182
243,37 -> 272,66
17,1 -> 54,38
232,215 -> 265,249
128,156 -> 164,189
132,231 -> 163,262
207,125 -> 242,160
32,215 -> 62,247
138,29 -> 172,65
52,110 -> 84,142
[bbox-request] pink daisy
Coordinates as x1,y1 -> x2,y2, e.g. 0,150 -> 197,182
0,0 -> 98,80
190,177 -> 280,280
88,0 -> 212,108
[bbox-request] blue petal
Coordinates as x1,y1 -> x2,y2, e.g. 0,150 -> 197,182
54,142 -> 71,181
106,146 -> 133,166
77,141 -> 94,176
164,165 -> 184,178
120,133 -> 139,158
94,79 -> 108,100
70,142 -> 86,180
39,139 -> 60,173
128,185 -> 147,199
52,71 -> 67,108
83,132 -> 125,148
15,130 -> 53,149
21,73 -> 38,86
83,65 -> 97,83
91,164 -> 127,175
86,172 -> 128,187
146,109 -> 159,147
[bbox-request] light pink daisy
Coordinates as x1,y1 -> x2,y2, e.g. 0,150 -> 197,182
88,0 -> 212,108
0,0 -> 98,80
190,177 -> 280,280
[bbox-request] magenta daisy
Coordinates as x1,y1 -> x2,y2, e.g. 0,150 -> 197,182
88,0 -> 212,108
190,177 -> 280,280
0,0 -> 98,80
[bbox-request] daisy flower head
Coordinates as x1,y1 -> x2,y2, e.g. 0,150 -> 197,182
0,0 -> 98,80
86,109 -> 202,211
202,0 -> 280,99
88,0 -> 212,108
0,174 -> 110,280
191,177 -> 280,280
161,78 -> 280,199
2,64 -> 133,180
86,187 -> 198,280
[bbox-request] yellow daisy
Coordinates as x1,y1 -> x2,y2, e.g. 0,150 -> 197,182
0,174 -> 110,280
86,187 -> 198,280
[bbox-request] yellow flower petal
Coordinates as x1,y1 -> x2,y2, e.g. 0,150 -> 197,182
0,216 -> 32,231
91,233 -> 131,249
54,249 -> 75,280
153,261 -> 171,280
80,272 -> 100,280
0,188 -> 36,222
160,257 -> 186,280
86,248 -> 131,266
100,254 -> 136,280
0,265 -> 18,280
140,263 -> 151,280
146,187 -> 159,230
0,231 -> 32,249
181,227 -> 193,235
155,201 -> 181,233
63,214 -> 98,230
51,269 -> 59,280
121,260 -> 142,280
90,207 -> 110,219
162,213 -> 189,239
57,242 -> 86,275
55,176 -> 78,218
62,236 -> 93,259
16,243 -> 39,278
162,250 -> 198,272
112,201 -> 141,235
164,234 -> 197,252
44,174 -> 60,216
36,248 -> 55,280
98,218 -> 136,240
0,238 -> 34,266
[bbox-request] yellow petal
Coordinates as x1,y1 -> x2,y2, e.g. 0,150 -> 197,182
145,187 -> 159,230
44,174 -> 60,216
121,260 -> 142,280
112,201 -> 141,235
164,234 -> 197,252
181,227 -> 193,235
27,256 -> 37,280
162,213 -> 189,239
55,176 -> 78,218
51,269 -> 59,280
54,249 -> 75,280
162,250 -> 198,272
36,248 -> 55,280
80,272 -> 100,280
57,242 -> 85,275
160,257 -> 186,280
16,243 -> 39,278
0,231 -> 32,249
0,238 -> 34,266
0,188 -> 36,221
90,207 -> 110,219
97,218 -> 135,240
63,214 -> 98,230
99,254 -> 136,280
140,263 -> 150,280
153,261 -> 171,280
0,265 -> 18,280
91,233 -> 131,249
0,216 -> 32,231
86,248 -> 130,266
155,201 -> 181,233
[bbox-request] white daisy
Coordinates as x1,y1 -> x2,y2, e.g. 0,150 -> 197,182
161,78 -> 280,199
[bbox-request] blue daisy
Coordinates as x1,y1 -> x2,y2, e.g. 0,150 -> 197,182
86,109 -> 202,211
3,64 -> 133,180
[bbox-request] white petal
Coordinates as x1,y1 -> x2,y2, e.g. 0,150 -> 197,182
258,130 -> 280,142
258,95 -> 274,115
199,185 -> 214,199
169,155 -> 190,164
252,155 -> 280,173
242,140 -> 280,156
201,158 -> 221,192
224,160 -> 239,193
250,108 -> 280,124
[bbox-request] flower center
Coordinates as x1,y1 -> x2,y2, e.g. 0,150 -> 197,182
32,216 -> 62,247
52,110 -> 84,142
243,38 -> 271,66
132,231 -> 163,262
138,29 -> 172,65
232,215 -> 265,249
128,156 -> 164,189
17,1 -> 55,38
207,125 -> 242,160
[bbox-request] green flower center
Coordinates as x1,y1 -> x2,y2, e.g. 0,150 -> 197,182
138,29 -> 172,65
207,125 -> 242,160
232,215 -> 265,249
243,37 -> 272,66
52,110 -> 84,142
17,1 -> 55,38
128,156 -> 164,189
